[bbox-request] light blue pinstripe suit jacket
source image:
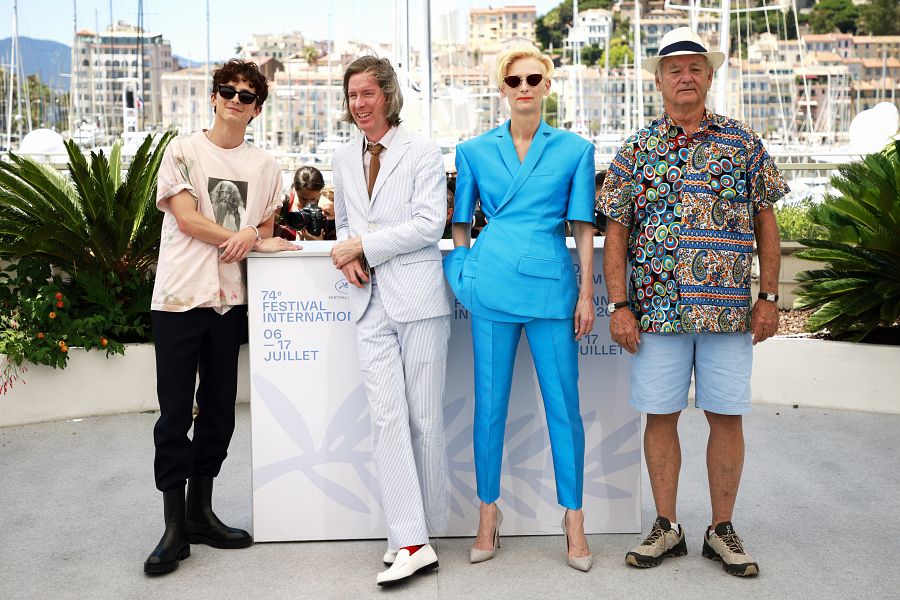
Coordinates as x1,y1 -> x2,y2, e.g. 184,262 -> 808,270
333,125 -> 452,323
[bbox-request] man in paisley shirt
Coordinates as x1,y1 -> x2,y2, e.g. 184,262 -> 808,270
598,28 -> 788,578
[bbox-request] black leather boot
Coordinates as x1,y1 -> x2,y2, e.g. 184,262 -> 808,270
144,486 -> 190,574
186,475 -> 253,549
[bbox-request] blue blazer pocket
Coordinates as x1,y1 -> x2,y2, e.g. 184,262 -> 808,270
443,246 -> 473,308
517,256 -> 562,280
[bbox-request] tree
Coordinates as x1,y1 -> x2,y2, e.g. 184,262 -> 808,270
543,92 -> 559,127
302,46 -> 319,68
536,0 -> 616,51
809,0 -> 860,34
602,36 -> 634,69
860,0 -> 900,36
0,70 -> 68,134
581,43 -> 603,66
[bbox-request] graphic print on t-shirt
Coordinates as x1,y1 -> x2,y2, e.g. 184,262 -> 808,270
208,177 -> 248,231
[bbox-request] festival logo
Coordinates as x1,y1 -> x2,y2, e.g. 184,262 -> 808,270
334,279 -> 350,296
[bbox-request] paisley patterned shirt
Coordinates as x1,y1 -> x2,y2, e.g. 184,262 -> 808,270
598,111 -> 789,334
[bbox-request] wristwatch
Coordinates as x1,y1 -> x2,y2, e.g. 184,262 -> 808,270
608,300 -> 630,315
757,292 -> 779,302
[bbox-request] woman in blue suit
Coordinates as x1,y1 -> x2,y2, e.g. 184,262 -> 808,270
444,45 -> 597,571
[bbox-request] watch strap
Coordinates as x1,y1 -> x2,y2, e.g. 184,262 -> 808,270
608,300 -> 630,314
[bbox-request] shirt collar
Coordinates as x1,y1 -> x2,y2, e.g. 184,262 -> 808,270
362,125 -> 397,154
659,110 -> 723,137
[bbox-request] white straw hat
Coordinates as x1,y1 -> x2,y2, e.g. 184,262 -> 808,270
641,27 -> 726,74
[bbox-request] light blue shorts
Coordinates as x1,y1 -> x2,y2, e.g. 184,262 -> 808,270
630,332 -> 753,415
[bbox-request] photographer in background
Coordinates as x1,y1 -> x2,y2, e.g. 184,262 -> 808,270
278,166 -> 329,240
316,187 -> 337,240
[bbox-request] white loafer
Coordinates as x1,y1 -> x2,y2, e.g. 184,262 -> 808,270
383,549 -> 397,565
376,544 -> 439,586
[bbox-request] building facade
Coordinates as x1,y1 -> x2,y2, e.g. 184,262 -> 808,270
71,21 -> 174,135
468,5 -> 537,56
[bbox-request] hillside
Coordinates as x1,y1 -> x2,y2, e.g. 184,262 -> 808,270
0,36 -> 70,91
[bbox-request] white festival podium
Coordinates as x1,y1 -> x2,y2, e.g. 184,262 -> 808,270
246,239 -> 640,542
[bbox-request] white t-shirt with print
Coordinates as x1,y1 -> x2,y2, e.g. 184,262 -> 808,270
152,131 -> 281,313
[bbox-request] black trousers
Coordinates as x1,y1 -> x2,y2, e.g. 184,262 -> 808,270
151,306 -> 247,492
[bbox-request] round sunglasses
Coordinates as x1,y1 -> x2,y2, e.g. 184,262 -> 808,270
503,73 -> 544,88
216,84 -> 259,105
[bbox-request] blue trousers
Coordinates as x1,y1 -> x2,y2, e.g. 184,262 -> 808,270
471,315 -> 585,509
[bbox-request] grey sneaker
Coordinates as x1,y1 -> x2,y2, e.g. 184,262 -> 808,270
625,516 -> 687,568
702,522 -> 760,577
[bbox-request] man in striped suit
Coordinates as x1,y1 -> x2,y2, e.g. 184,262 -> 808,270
330,55 -> 451,587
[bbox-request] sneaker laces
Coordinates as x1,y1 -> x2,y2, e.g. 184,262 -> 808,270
642,521 -> 664,546
719,532 -> 746,555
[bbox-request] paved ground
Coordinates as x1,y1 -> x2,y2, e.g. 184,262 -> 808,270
1,403 -> 898,599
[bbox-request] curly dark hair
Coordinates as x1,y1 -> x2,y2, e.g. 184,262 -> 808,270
211,59 -> 269,106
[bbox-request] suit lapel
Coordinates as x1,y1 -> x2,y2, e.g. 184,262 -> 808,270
495,120 -> 554,214
370,126 -> 411,204
496,121 -> 519,177
346,133 -> 368,205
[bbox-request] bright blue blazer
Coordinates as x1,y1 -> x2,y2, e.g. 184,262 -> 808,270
444,120 -> 595,321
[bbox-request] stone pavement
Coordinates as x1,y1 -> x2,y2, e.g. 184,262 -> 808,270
1,403 -> 897,599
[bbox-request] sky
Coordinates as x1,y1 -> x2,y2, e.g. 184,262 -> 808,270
1,0 -> 560,62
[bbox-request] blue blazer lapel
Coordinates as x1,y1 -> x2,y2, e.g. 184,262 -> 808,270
496,121 -> 519,177
495,120 -> 554,214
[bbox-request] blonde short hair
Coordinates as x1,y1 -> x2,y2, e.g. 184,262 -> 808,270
493,45 -> 554,89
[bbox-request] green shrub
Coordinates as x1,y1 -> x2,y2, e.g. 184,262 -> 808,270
774,199 -> 827,241
0,132 -> 174,391
794,140 -> 900,342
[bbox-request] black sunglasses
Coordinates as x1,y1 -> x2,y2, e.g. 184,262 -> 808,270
216,84 -> 258,105
503,73 -> 544,88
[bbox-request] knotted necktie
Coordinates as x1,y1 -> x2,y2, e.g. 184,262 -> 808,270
367,142 -> 384,198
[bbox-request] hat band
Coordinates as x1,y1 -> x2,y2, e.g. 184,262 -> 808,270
659,40 -> 708,56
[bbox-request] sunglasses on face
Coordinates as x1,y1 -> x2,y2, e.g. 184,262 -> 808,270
216,84 -> 258,105
503,73 -> 544,88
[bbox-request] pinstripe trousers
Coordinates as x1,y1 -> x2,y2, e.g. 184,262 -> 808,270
356,284 -> 451,550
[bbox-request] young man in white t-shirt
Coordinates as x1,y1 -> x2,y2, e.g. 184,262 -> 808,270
144,59 -> 296,575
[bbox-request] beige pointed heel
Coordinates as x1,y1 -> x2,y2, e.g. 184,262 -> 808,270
470,506 -> 503,563
562,510 -> 593,572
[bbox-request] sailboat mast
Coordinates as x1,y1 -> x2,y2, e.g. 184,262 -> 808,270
5,0 -> 16,149
714,0 -> 730,115
70,0 -> 77,135
423,0 -> 433,138
205,0 -> 211,126
633,0 -> 644,129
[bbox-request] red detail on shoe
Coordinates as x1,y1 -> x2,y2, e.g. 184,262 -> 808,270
401,544 -> 424,555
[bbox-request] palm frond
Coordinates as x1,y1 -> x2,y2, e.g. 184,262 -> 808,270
795,140 -> 900,340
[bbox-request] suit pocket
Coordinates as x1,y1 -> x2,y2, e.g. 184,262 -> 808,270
399,247 -> 441,265
517,256 -> 562,280
463,256 -> 478,278
442,247 -> 474,309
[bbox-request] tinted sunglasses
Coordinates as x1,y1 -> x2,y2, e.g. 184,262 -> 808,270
503,73 -> 544,88
216,84 -> 258,105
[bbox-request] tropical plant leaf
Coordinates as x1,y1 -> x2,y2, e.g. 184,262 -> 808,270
795,140 -> 900,342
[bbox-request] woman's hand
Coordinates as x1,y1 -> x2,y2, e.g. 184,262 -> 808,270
573,295 -> 595,340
